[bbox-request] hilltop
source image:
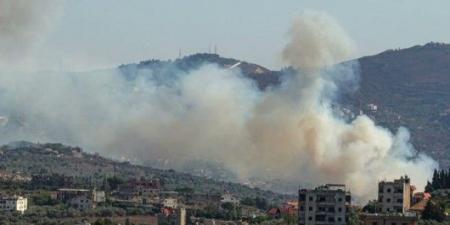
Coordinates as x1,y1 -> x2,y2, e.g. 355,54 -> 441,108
119,43 -> 450,168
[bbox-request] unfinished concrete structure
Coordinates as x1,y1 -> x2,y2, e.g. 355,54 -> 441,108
298,184 -> 351,225
378,176 -> 412,213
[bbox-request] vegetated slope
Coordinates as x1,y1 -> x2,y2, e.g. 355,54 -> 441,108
119,53 -> 282,90
120,43 -> 450,168
0,141 -> 291,202
346,43 -> 450,167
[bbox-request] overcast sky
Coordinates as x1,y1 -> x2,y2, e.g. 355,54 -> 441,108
35,0 -> 450,71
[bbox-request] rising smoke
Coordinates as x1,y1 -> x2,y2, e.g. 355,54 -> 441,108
0,10 -> 437,200
0,0 -> 62,66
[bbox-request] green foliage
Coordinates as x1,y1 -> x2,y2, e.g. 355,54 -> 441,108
92,218 -> 116,225
347,209 -> 362,225
362,200 -> 378,213
107,176 -> 125,191
422,201 -> 446,222
419,220 -> 450,225
240,197 -> 269,210
32,193 -> 60,206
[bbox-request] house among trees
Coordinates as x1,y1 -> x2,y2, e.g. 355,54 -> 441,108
57,188 -> 105,210
115,177 -> 160,205
0,195 -> 27,214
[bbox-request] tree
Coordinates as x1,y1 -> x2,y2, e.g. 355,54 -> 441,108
362,200 -> 378,213
347,209 -> 361,225
255,197 -> 269,210
107,176 -> 124,191
422,201 -> 446,222
425,181 -> 434,193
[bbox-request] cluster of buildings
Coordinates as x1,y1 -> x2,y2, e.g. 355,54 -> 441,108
0,195 -> 27,214
56,188 -> 106,210
297,175 -> 428,225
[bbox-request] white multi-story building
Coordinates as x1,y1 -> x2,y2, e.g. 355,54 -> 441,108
378,175 -> 412,214
298,184 -> 351,225
0,196 -> 28,214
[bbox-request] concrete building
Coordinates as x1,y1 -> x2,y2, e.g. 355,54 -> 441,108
0,196 -> 28,214
298,184 -> 351,225
361,213 -> 417,225
378,176 -> 413,213
220,193 -> 240,204
162,197 -> 178,209
57,188 -> 105,210
116,178 -> 160,204
158,207 -> 186,225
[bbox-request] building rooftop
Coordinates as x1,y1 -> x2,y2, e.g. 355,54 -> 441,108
58,188 -> 90,192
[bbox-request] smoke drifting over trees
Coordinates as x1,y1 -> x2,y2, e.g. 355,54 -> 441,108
0,10 -> 437,200
0,0 -> 61,65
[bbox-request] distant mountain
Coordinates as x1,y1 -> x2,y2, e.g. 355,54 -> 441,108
119,43 -> 450,168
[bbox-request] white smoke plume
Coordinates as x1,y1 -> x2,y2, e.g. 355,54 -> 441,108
0,11 -> 437,201
0,0 -> 62,65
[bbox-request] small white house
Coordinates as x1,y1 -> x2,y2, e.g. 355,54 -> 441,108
0,196 -> 28,214
220,193 -> 240,204
162,197 -> 178,208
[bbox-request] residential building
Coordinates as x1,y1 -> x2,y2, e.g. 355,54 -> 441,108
281,200 -> 299,217
220,193 -> 240,204
378,176 -> 413,213
0,196 -> 28,214
162,197 -> 178,209
116,178 -> 160,204
360,213 -> 418,225
298,184 -> 351,225
57,188 -> 105,210
158,207 -> 186,225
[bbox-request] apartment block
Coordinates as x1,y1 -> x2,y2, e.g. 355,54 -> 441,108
298,184 -> 351,225
378,176 -> 412,213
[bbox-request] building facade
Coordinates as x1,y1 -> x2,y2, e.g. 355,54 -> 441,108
0,196 -> 28,214
57,188 -> 105,210
378,176 -> 412,213
361,213 -> 418,225
116,178 -> 160,204
298,184 -> 351,225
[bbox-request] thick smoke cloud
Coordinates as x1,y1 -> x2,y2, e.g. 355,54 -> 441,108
0,0 -> 61,65
0,11 -> 437,201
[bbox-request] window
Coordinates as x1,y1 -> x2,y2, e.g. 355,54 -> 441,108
309,196 -> 313,201
299,194 -> 306,201
300,206 -> 304,211
308,216 -> 312,221
337,217 -> 342,222
338,207 -> 342,212
387,188 -> 391,193
338,197 -> 342,202
309,207 -> 313,211
372,223 -> 378,225
386,198 -> 391,203
391,223 -> 396,225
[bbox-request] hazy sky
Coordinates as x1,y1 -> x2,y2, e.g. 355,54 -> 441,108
35,0 -> 450,71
